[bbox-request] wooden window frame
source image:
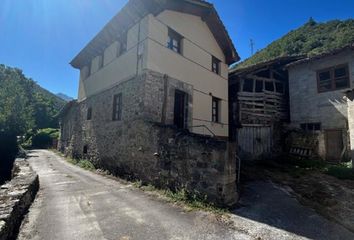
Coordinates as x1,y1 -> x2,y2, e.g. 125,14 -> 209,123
212,97 -> 221,123
112,93 -> 123,121
212,56 -> 221,75
167,28 -> 183,54
317,64 -> 350,93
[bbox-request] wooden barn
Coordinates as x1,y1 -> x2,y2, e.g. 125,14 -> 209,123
229,56 -> 302,160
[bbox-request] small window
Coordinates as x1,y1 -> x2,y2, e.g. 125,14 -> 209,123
212,97 -> 221,123
212,56 -> 221,74
118,32 -> 127,57
87,107 -> 92,120
83,145 -> 88,154
112,93 -> 122,121
98,55 -> 103,69
317,64 -> 349,92
167,28 -> 182,54
300,123 -> 321,132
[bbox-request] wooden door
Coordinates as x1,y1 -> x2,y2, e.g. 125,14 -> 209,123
325,129 -> 343,162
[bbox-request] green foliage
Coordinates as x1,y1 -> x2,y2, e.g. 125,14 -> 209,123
235,19 -> 354,69
326,162 -> 354,180
65,157 -> 96,171
0,132 -> 18,184
0,64 -> 66,136
30,128 -> 59,149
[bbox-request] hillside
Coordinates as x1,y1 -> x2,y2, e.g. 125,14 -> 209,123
235,19 -> 354,69
0,64 -> 66,135
56,93 -> 74,102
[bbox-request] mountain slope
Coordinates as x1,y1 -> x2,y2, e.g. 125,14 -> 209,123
0,64 -> 66,135
235,19 -> 354,69
56,93 -> 74,102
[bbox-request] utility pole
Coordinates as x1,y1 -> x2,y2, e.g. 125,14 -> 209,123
250,39 -> 255,56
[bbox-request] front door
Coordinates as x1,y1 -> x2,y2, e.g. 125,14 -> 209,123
174,90 -> 187,129
325,129 -> 343,162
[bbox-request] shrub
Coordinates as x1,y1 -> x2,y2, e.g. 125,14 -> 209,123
0,132 -> 18,184
326,162 -> 354,180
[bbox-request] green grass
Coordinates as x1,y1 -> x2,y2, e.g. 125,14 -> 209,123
67,158 -> 96,171
133,181 -> 227,214
326,162 -> 354,180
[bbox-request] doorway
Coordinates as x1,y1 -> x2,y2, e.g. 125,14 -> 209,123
174,90 -> 188,129
325,129 -> 343,162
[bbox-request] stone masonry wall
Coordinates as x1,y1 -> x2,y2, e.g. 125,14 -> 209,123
59,70 -> 238,206
0,159 -> 39,240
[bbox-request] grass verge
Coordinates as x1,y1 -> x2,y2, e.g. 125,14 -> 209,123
133,181 -> 228,215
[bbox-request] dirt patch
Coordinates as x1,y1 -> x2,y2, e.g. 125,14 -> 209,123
241,161 -> 354,233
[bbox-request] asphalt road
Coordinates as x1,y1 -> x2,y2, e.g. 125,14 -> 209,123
17,150 -> 251,240
18,150 -> 354,240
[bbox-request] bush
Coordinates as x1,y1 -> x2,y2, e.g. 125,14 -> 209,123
30,128 -> 59,149
326,162 -> 354,180
0,132 -> 18,184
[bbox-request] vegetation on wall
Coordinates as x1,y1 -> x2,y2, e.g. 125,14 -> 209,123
234,19 -> 354,69
0,64 -> 66,184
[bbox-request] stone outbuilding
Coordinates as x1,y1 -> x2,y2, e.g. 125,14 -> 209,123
286,44 -> 354,162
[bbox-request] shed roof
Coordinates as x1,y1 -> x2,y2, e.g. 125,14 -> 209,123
286,44 -> 354,68
229,56 -> 304,77
70,0 -> 239,68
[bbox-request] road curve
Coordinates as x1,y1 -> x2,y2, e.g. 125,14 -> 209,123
17,150 -> 251,240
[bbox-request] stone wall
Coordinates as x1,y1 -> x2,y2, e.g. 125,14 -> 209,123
0,159 -> 39,240
59,70 -> 238,207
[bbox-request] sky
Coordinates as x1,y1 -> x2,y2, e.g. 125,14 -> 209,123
0,0 -> 353,98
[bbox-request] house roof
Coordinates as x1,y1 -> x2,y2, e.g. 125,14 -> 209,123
229,55 -> 304,77
70,0 -> 239,69
286,44 -> 354,68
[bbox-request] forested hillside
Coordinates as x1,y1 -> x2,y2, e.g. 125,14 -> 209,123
0,64 -> 66,184
0,64 -> 65,135
235,19 -> 354,69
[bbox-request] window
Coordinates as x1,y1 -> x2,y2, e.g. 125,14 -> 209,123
317,64 -> 349,92
98,55 -> 103,69
118,32 -> 127,57
212,97 -> 221,123
87,107 -> 92,120
212,56 -> 221,74
174,90 -> 188,129
242,79 -> 254,92
300,123 -> 321,132
112,93 -> 122,121
167,28 -> 182,54
83,145 -> 88,154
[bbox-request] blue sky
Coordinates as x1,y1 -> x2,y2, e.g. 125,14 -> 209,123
0,0 -> 353,98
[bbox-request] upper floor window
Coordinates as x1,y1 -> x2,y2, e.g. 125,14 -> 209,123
98,55 -> 103,70
212,56 -> 221,74
167,28 -> 182,54
112,93 -> 122,121
87,107 -> 92,120
212,97 -> 221,123
317,64 -> 349,93
118,32 -> 127,57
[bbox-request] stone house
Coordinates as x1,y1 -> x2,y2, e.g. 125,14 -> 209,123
286,45 -> 354,162
58,0 -> 240,206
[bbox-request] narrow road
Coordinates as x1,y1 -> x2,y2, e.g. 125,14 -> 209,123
18,150 -> 250,240
18,150 -> 354,240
